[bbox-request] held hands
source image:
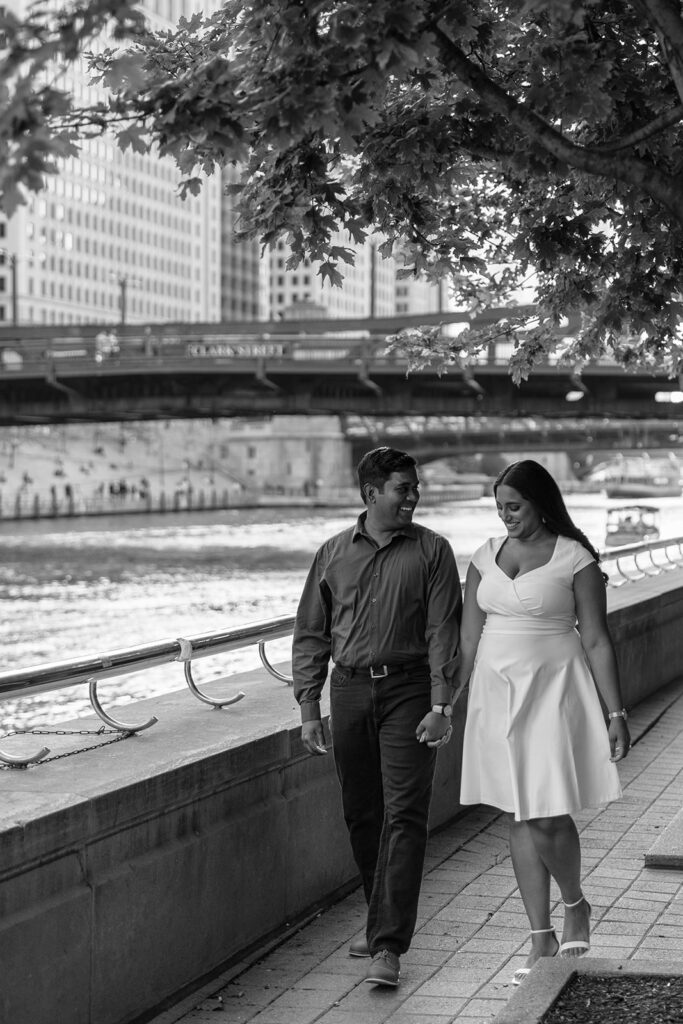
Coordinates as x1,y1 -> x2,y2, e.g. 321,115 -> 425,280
609,717 -> 631,762
416,712 -> 452,749
301,720 -> 327,756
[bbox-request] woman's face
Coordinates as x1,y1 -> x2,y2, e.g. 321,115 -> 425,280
495,483 -> 544,539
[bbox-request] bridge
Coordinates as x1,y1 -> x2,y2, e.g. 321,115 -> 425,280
1,310 -> 682,424
341,414 -> 683,464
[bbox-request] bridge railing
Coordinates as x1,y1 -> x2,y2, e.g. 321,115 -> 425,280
1,536 -> 682,768
0,329 -> 561,372
0,333 -> 446,371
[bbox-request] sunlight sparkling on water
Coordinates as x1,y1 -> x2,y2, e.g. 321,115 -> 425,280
1,495 -> 682,730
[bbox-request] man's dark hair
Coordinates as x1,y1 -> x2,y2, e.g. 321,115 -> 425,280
357,447 -> 416,504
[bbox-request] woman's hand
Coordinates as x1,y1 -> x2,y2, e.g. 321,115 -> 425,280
609,717 -> 631,762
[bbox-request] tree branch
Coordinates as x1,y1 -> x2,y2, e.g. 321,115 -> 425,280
631,0 -> 683,104
432,22 -> 683,227
591,103 -> 683,153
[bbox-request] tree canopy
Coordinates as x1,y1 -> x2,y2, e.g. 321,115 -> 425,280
2,0 -> 683,379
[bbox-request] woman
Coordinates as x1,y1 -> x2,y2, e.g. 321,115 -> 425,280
456,460 -> 630,985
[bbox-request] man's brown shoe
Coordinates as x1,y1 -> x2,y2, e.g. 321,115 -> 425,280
364,949 -> 400,987
349,936 -> 370,957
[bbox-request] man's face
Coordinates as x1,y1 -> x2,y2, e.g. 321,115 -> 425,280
367,468 -> 420,531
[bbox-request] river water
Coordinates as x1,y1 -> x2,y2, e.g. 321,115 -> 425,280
2,495 -> 682,730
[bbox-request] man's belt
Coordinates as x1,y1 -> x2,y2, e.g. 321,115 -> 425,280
335,660 -> 429,679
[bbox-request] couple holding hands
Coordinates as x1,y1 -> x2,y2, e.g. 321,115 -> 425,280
292,447 -> 630,988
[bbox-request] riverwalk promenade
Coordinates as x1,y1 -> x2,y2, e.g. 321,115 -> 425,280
149,675 -> 683,1024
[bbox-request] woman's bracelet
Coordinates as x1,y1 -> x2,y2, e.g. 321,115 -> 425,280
608,708 -> 628,721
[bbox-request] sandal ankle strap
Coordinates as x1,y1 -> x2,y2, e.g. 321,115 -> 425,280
530,926 -> 555,934
563,895 -> 585,909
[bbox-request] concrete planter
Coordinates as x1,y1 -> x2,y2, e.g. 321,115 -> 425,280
495,957 -> 683,1023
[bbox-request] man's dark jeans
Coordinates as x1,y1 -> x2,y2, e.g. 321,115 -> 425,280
329,665 -> 436,957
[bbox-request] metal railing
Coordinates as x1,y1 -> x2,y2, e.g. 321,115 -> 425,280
600,535 -> 683,585
0,615 -> 295,768
2,535 -> 683,768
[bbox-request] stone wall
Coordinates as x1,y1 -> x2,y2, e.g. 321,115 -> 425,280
0,571 -> 681,1024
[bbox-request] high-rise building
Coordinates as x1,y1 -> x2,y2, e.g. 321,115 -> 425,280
267,231 -> 447,321
395,274 -> 445,315
0,0 -> 222,327
220,164 -> 266,321
0,1 -> 448,328
267,232 -> 398,320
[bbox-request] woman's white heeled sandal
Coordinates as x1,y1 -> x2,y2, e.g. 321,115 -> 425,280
559,895 -> 591,956
512,927 -> 558,986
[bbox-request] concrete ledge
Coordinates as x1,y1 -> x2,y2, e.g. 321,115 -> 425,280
494,957 -> 683,1023
0,663 -> 465,1024
608,572 -> 683,709
645,806 -> 683,868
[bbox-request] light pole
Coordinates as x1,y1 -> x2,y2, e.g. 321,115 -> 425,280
118,274 -> 128,325
438,277 -> 447,314
112,273 -> 142,325
9,254 -> 17,326
369,240 -> 377,318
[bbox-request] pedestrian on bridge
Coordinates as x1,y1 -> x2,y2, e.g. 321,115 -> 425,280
454,459 -> 630,987
292,446 -> 462,988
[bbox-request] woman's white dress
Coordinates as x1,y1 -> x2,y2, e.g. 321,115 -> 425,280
460,534 -> 622,821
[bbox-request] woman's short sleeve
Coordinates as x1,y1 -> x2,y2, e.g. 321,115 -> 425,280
571,539 -> 596,575
471,537 -> 500,574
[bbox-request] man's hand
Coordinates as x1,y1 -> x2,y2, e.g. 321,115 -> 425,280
302,720 -> 327,756
415,712 -> 452,749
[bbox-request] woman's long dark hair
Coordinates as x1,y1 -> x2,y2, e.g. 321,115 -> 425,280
494,460 -> 602,565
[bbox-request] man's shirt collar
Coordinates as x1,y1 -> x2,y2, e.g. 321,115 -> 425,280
353,510 -> 417,542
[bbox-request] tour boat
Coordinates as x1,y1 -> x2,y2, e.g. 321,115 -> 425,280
604,505 -> 661,547
603,456 -> 682,499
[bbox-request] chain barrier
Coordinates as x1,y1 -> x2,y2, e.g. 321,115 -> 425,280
0,726 -> 132,769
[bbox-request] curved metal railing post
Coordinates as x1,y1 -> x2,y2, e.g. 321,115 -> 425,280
648,543 -> 679,572
258,640 -> 293,685
176,638 -> 246,709
0,742 -> 51,769
88,678 -> 158,734
634,550 -> 660,578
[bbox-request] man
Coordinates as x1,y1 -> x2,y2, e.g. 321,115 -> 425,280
293,446 -> 462,987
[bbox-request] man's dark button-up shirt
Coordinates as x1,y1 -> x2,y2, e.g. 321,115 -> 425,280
293,513 -> 462,722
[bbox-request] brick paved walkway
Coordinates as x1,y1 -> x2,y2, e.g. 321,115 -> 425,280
150,677 -> 683,1024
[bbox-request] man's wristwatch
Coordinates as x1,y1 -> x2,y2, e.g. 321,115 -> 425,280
431,703 -> 453,718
